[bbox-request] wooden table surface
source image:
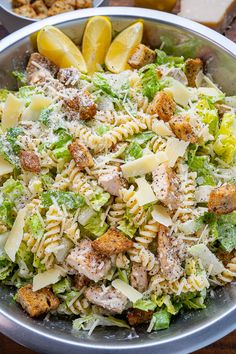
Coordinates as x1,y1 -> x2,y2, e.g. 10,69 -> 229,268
0,0 -> 235,353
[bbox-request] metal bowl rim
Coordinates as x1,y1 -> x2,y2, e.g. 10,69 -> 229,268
0,6 -> 236,352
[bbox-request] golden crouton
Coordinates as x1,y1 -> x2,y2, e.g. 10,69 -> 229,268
127,308 -> 153,326
92,228 -> 133,256
152,163 -> 179,210
20,151 -> 41,173
16,284 -> 60,318
32,0 -> 48,17
12,0 -> 30,8
157,225 -> 183,282
148,91 -> 176,122
66,91 -> 97,120
208,183 -> 236,215
44,0 -> 56,7
26,52 -> 58,84
14,5 -> 37,18
185,58 -> 203,88
169,115 -> 198,143
48,0 -> 76,16
76,0 -> 93,9
68,139 -> 94,170
128,44 -> 156,69
74,273 -> 90,290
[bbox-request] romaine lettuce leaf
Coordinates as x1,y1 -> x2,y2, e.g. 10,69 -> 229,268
124,141 -> 143,161
155,49 -> 184,68
133,298 -> 157,311
6,127 -> 23,154
0,201 -> 15,228
52,277 -> 72,295
95,125 -> 110,136
117,219 -> 137,238
16,241 -> 34,277
39,107 -> 54,127
141,64 -> 163,101
42,190 -> 85,211
25,213 -> 44,240
133,131 -> 155,145
152,309 -> 171,330
0,254 -> 14,280
188,146 -> 215,186
83,212 -> 108,237
90,189 -> 110,211
0,89 -> 11,102
214,113 -> 236,163
195,99 -> 219,136
1,178 -> 25,202
12,71 -> 27,87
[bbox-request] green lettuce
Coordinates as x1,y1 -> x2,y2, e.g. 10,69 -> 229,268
16,241 -> 34,277
0,201 -> 15,228
188,146 -> 215,186
155,49 -> 184,68
41,174 -> 54,189
25,213 -> 44,240
12,70 -> 27,87
133,131 -> 155,145
6,127 -> 23,154
141,64 -> 163,101
0,254 -> 14,280
17,86 -> 39,106
174,290 -> 207,310
93,73 -> 118,99
95,125 -> 110,136
90,189 -> 110,211
52,277 -> 72,295
217,212 -> 236,252
42,190 -> 85,211
195,99 -> 219,136
0,89 -> 10,102
0,137 -> 20,167
152,309 -> 171,330
117,219 -> 137,238
33,254 -> 46,272
214,113 -> 236,163
1,178 -> 25,202
124,141 -> 143,161
83,212 -> 108,237
39,107 -> 54,127
133,299 -> 157,312
73,314 -> 130,333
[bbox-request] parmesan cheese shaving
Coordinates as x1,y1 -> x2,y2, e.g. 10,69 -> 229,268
195,186 -> 214,203
135,177 -> 157,206
0,157 -> 14,176
2,93 -> 24,132
152,120 -> 173,137
4,208 -> 26,262
33,267 -> 64,291
112,279 -> 143,303
151,205 -> 173,227
21,95 -> 53,121
121,152 -> 168,178
165,138 -> 189,167
165,79 -> 191,107
189,244 -> 224,276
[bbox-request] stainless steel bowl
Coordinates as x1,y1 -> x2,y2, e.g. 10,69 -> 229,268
0,0 -> 106,33
0,7 -> 236,354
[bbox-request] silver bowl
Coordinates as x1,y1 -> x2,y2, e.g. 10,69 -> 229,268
0,7 -> 236,354
0,0 -> 106,33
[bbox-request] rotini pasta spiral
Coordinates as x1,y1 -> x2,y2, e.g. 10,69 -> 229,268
135,219 -> 159,247
107,197 -> 126,225
128,243 -> 159,275
119,186 -> 146,227
149,135 -> 167,153
216,255 -> 236,284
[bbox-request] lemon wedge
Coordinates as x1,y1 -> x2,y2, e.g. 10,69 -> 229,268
105,21 -> 143,73
82,16 -> 112,74
37,26 -> 87,73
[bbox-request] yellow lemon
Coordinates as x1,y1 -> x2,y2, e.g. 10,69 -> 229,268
82,16 -> 112,74
37,26 -> 87,73
105,21 -> 143,74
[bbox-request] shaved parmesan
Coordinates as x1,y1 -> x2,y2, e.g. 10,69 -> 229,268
121,152 -> 168,178
0,232 -> 9,252
135,177 -> 157,206
112,279 -> 143,303
33,267 -> 64,291
4,208 -> 26,262
165,138 -> 189,167
151,205 -> 172,227
198,87 -> 223,98
189,244 -> 224,276
165,79 -> 191,107
196,186 -> 214,203
178,220 -> 196,235
0,156 -> 14,176
152,120 -> 173,137
2,93 -> 24,132
21,95 -> 52,121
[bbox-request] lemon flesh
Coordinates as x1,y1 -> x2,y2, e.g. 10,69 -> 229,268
105,21 -> 143,74
37,26 -> 87,73
82,16 -> 112,74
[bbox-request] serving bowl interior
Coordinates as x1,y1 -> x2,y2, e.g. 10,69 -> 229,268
0,7 -> 236,354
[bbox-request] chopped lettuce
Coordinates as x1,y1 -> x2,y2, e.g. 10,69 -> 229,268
41,174 -> 54,189
82,211 -> 108,237
17,86 -> 39,106
95,125 -> 110,136
155,49 -> 185,68
42,190 -> 85,211
16,241 -> 34,278
195,99 -> 219,136
117,219 -> 137,238
51,128 -> 72,150
25,213 -> 44,240
93,73 -> 118,99
1,178 -> 25,202
152,309 -> 171,330
6,127 -> 23,154
141,64 -> 163,101
188,146 -> 215,186
118,269 -> 129,284
90,189 -> 110,211
124,141 -> 143,161
33,254 -> 46,272
0,89 -> 10,102
175,290 -> 207,310
12,71 -> 27,87
0,254 -> 14,280
133,298 -> 157,312
133,131 -> 155,145
0,201 -> 15,228
73,314 -> 130,334
39,107 -> 54,127
0,137 -> 20,167
214,113 -> 236,163
52,277 -> 72,295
